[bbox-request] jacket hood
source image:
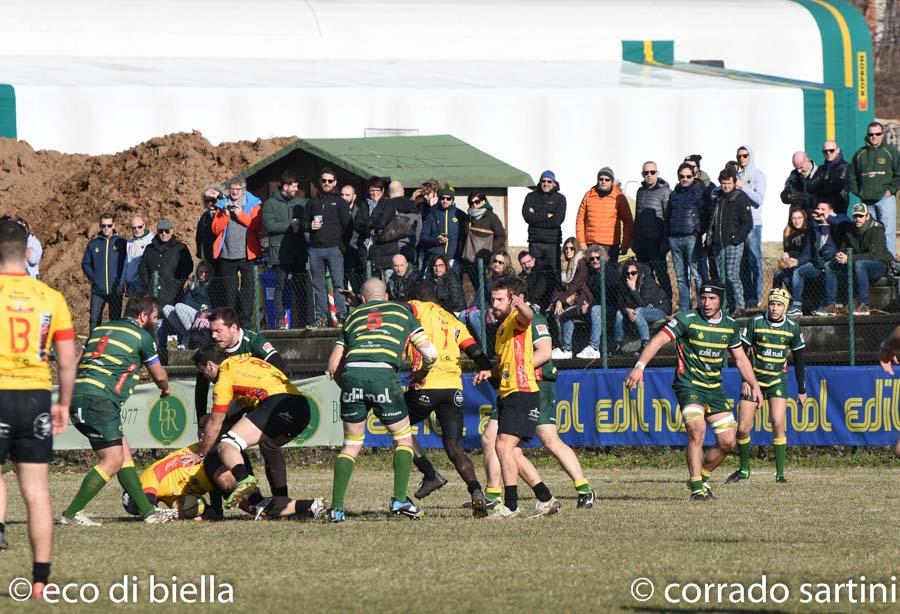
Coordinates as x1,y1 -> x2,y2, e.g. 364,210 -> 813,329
738,144 -> 757,170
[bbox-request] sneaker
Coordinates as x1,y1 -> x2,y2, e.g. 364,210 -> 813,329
786,307 -> 802,318
143,507 -> 178,523
414,471 -> 448,499
576,489 -> 595,509
488,504 -> 521,519
575,346 -> 602,360
484,497 -> 501,510
59,512 -> 102,526
690,491 -> 709,502
853,303 -> 870,315
531,497 -> 562,517
611,342 -> 624,356
470,489 -> 489,519
225,475 -> 259,509
551,347 -> 572,360
634,340 -> 648,357
326,508 -> 346,523
814,304 -> 836,316
0,532 -> 8,550
724,470 -> 749,484
775,475 -> 788,484
252,497 -> 275,521
308,497 -> 328,519
390,497 -> 423,519
702,483 -> 717,500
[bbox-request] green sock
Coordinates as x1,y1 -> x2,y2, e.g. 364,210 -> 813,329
331,454 -> 356,510
774,437 -> 787,478
574,478 -> 592,494
64,466 -> 110,518
117,462 -> 156,517
738,436 -> 751,476
393,445 -> 414,501
485,487 -> 503,502
689,475 -> 704,495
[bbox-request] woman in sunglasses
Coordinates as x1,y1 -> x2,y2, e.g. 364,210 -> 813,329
461,192 -> 506,289
461,250 -> 513,349
611,258 -> 671,355
560,237 -> 582,290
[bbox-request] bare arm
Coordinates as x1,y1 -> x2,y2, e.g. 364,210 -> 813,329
879,325 -> 900,375
730,345 -> 763,405
145,361 -> 170,396
512,294 -> 533,328
532,337 -> 552,370
327,343 -> 347,385
197,410 -> 226,457
52,338 -> 77,434
625,328 -> 672,389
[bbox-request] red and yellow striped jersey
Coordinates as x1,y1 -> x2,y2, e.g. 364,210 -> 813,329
495,310 -> 538,398
211,355 -> 299,414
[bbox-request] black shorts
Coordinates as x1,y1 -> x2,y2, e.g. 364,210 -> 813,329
497,391 -> 541,440
0,390 -> 53,463
245,393 -> 311,441
405,388 -> 465,441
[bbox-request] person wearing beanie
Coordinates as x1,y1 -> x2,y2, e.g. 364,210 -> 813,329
421,184 -> 467,270
575,166 -> 633,261
522,169 -> 567,276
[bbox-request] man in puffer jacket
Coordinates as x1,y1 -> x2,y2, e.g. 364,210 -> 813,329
633,161 -> 672,300
82,212 -> 127,331
575,167 -> 633,261
666,163 -> 707,311
522,170 -> 566,277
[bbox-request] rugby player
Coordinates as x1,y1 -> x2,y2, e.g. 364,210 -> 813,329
626,281 -> 763,501
326,278 -> 438,522
489,279 -> 561,519
481,304 -> 595,510
877,325 -> 900,457
403,283 -> 493,517
191,347 -> 316,509
124,417 -> 325,521
61,293 -> 176,524
725,288 -> 806,484
195,307 -> 290,516
0,217 -> 77,599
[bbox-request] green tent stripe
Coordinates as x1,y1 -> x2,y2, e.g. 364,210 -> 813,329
0,84 -> 16,139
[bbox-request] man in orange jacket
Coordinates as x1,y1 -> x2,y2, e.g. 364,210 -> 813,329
576,167 -> 633,261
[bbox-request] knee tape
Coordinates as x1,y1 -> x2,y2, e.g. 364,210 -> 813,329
221,431 -> 249,452
681,405 -> 705,423
391,426 -> 413,441
343,432 -> 365,447
711,415 -> 737,433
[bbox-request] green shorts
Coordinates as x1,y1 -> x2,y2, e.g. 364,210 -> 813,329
71,392 -> 124,449
742,380 -> 788,402
340,366 -> 407,425
674,385 -> 729,418
537,381 -> 557,426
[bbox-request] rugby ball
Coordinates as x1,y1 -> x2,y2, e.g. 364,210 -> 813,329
179,495 -> 206,520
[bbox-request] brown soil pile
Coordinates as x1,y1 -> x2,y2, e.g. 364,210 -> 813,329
0,131 -> 295,333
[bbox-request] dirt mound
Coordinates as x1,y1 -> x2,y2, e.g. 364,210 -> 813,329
0,131 -> 296,332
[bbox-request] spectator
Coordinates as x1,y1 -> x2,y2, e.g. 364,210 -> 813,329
517,249 -> 556,310
302,167 -> 352,326
341,184 -> 366,292
551,244 -> 619,360
195,184 -> 221,262
736,144 -> 767,308
848,121 -> 899,258
780,151 -> 819,213
428,254 -> 465,314
422,184 -> 467,270
834,203 -> 891,315
139,219 -> 193,311
612,258 -> 671,355
15,217 -> 42,279
633,161 -> 672,300
575,167 -> 632,261
122,215 -> 153,295
263,170 -> 308,329
359,177 -> 401,276
462,249 -> 513,347
212,176 -> 262,328
390,180 -> 421,265
461,191 -> 505,287
560,236 -> 582,290
807,140 -> 850,215
386,254 -> 417,301
411,178 -> 440,275
707,168 -> 753,317
522,170 -> 566,277
684,154 -> 711,187
666,163 -> 706,311
82,212 -> 126,331
773,209 -> 813,314
792,201 -> 851,317
162,260 -> 213,347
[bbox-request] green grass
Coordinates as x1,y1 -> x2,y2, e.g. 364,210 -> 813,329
1,455 -> 898,612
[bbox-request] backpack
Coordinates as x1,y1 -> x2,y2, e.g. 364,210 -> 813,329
375,215 -> 413,243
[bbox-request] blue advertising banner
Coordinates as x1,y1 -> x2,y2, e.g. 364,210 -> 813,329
364,366 -> 899,448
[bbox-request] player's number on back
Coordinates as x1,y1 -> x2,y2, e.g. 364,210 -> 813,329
91,335 -> 110,359
366,311 -> 383,330
8,317 -> 31,352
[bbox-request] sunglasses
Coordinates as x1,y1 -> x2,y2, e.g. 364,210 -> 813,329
100,223 -> 113,228
597,178 -> 612,183
626,270 -> 638,277
853,214 -> 865,219
737,153 -> 749,159
540,179 -> 555,184
867,132 -> 883,137
641,170 -> 657,176
470,199 -> 482,206
678,174 -> 694,180
440,196 -> 453,201
230,186 -> 244,191
492,260 -> 505,265
131,225 -> 144,231
564,246 -> 575,252
159,228 -> 173,234
589,256 -> 602,262
320,178 -> 336,184
822,148 -> 836,154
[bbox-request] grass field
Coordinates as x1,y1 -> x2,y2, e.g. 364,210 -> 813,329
1,451 -> 898,612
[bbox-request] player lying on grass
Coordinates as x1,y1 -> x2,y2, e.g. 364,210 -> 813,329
123,416 -> 325,521
189,346 -> 317,510
626,281 -> 763,501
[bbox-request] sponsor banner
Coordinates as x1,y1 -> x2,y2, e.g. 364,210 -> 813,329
364,367 -> 899,448
53,375 -> 344,450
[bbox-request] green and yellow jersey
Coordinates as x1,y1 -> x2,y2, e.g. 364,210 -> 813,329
338,300 -> 423,369
740,314 -> 805,390
75,318 -> 159,404
663,310 -> 741,392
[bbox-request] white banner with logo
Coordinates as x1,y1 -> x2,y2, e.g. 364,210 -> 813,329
53,375 -> 344,450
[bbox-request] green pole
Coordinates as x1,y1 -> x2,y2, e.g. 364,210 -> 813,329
600,255 -> 607,369
150,271 -> 159,298
365,261 -> 373,279
252,265 -> 261,331
847,248 -> 855,366
478,259 -> 487,347
717,250 -> 728,313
